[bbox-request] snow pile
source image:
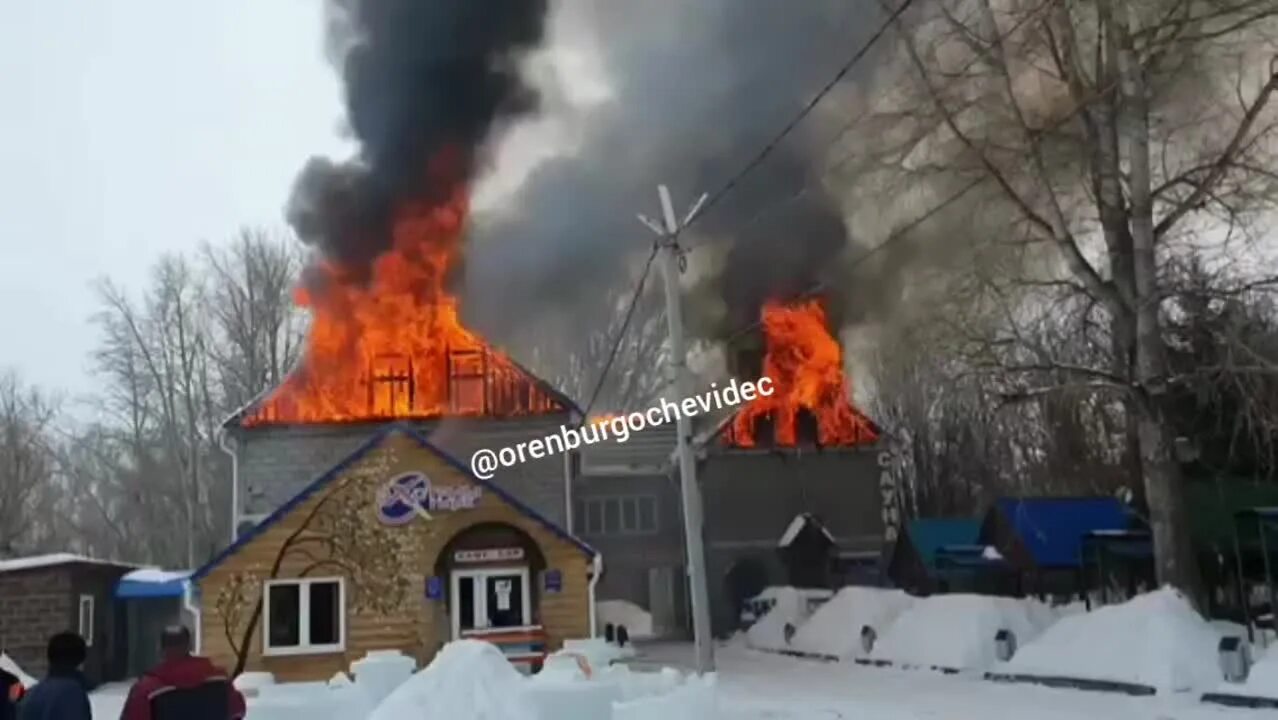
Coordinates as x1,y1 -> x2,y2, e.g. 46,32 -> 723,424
350,649 -> 416,707
1239,645 -> 1278,697
120,568 -> 190,583
596,665 -> 684,702
613,672 -> 717,720
1004,587 -> 1222,693
872,594 -> 1056,670
746,588 -> 816,651
598,599 -> 655,639
368,640 -> 535,720
789,587 -> 914,658
0,652 -> 35,688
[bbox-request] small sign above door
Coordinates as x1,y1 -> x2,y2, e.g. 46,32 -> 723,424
453,547 -> 525,564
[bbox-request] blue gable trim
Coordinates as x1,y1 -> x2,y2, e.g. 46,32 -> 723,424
191,423 -> 596,582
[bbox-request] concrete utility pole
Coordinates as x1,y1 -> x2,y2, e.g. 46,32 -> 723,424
638,185 -> 715,673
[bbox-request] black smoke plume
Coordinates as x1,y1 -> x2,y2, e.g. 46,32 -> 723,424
466,0 -> 892,344
287,0 -> 549,279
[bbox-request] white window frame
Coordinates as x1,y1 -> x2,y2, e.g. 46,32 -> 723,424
262,577 -> 346,657
78,595 -> 94,646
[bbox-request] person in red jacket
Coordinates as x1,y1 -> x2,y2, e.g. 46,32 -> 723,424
119,626 -> 245,720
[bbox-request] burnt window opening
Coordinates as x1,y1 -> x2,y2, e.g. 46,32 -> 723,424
752,413 -> 777,448
447,347 -> 487,414
795,408 -> 820,448
370,353 -> 414,416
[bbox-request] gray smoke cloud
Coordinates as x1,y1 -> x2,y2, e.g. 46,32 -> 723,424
464,0 -> 896,344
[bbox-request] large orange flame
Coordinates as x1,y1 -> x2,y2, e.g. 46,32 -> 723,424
729,298 -> 878,447
242,189 -> 564,426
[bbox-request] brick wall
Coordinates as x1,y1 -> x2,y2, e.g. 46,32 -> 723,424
0,568 -> 73,678
232,416 -> 575,531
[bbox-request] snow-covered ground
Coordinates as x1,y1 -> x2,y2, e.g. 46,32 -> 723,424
631,641 -> 1277,719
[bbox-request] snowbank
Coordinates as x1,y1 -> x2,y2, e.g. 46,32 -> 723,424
790,587 -> 914,658
598,600 -> 654,639
1237,646 -> 1278,697
0,652 -> 34,688
369,640 -> 535,720
1003,587 -> 1221,693
612,673 -> 717,720
746,587 -> 808,651
872,594 -> 1057,670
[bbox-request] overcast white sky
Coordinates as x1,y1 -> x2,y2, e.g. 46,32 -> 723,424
0,1 -> 353,400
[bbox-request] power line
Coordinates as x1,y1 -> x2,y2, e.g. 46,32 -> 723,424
580,241 -> 661,420
683,0 -> 916,235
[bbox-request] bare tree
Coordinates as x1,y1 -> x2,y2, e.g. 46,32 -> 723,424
202,228 -> 307,412
0,372 -> 58,556
873,0 -> 1278,599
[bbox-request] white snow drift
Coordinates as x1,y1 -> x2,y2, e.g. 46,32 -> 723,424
1002,587 -> 1222,693
789,586 -> 914,658
871,594 -> 1057,670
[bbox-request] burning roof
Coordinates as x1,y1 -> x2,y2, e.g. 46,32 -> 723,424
223,195 -> 576,429
722,297 -> 879,449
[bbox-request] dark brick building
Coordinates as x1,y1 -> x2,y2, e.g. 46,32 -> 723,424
0,554 -> 137,685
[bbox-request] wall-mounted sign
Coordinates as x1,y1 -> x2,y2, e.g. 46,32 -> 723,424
453,547 -> 525,564
495,579 -> 512,611
426,576 -> 443,600
376,471 -> 483,525
544,569 -> 562,593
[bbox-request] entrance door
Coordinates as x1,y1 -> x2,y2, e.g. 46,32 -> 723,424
451,566 -> 532,637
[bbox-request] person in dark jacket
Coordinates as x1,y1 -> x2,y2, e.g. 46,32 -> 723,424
17,632 -> 92,720
1,665 -> 25,720
119,626 -> 245,720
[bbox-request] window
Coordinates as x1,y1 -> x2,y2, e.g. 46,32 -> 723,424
263,578 -> 345,655
78,595 -> 94,647
575,496 -> 658,536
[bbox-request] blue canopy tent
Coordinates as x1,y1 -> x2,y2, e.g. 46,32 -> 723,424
982,496 -> 1137,600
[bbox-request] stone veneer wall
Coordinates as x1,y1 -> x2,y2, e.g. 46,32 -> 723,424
0,567 -> 73,678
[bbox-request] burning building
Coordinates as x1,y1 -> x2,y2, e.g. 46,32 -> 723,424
185,0 -> 604,678
573,296 -> 899,639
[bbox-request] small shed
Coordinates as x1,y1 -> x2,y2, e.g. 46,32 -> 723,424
981,496 -> 1133,599
777,513 -> 837,588
0,553 -> 140,685
115,569 -> 191,677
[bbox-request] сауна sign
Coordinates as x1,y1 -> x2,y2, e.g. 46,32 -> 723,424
376,471 -> 482,525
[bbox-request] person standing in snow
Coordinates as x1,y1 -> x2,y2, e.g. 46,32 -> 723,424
118,626 -> 245,720
16,632 -> 92,720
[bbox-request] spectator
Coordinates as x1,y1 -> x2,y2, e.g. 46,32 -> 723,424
1,665 -> 25,720
17,632 -> 91,720
119,626 -> 245,720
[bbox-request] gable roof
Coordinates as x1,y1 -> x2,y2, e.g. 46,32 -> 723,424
220,355 -> 582,429
191,423 -> 595,581
993,496 -> 1131,568
778,513 -> 836,548
0,553 -> 141,575
905,519 -> 983,568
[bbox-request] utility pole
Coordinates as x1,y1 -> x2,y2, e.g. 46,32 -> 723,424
638,184 -> 715,673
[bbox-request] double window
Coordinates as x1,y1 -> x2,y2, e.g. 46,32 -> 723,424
575,496 -> 658,536
263,578 -> 345,655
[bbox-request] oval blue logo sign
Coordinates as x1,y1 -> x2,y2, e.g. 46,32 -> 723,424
377,472 -> 431,526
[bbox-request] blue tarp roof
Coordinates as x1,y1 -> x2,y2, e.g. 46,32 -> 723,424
995,497 -> 1131,568
114,570 -> 190,599
906,518 -> 982,568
